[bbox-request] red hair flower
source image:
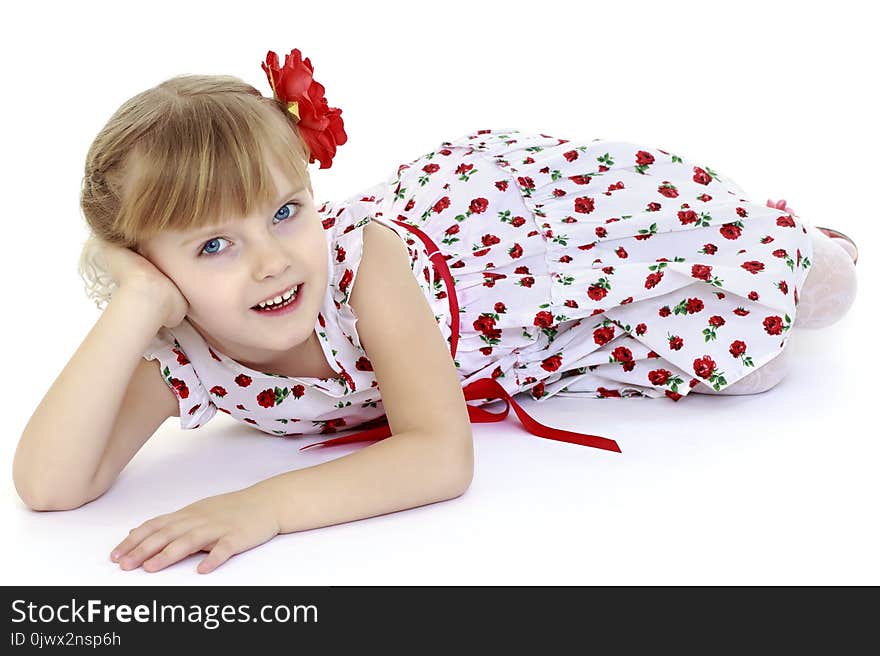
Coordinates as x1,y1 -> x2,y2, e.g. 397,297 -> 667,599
261,48 -> 348,169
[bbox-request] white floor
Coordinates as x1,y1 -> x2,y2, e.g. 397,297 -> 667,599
4,295 -> 876,585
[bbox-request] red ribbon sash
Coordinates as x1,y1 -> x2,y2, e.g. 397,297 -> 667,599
300,218 -> 621,454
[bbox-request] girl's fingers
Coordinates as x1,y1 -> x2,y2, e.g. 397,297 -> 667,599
142,526 -> 218,573
197,537 -> 240,574
115,519 -> 190,570
111,517 -> 168,561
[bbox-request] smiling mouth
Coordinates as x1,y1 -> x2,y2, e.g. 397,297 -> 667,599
251,283 -> 301,310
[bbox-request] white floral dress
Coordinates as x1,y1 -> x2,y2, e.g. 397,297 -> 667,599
143,128 -> 814,454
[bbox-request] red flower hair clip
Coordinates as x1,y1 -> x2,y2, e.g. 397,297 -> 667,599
261,48 -> 348,169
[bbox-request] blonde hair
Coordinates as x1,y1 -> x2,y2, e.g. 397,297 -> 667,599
78,74 -> 313,310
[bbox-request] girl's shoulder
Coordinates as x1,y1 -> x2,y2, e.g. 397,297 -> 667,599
142,321 -> 218,431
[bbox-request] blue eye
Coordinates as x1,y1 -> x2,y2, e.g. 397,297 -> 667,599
199,202 -> 300,257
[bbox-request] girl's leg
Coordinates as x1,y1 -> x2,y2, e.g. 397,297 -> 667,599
793,224 -> 858,330
692,224 -> 856,396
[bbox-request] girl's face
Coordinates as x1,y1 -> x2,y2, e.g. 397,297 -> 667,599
138,158 -> 328,369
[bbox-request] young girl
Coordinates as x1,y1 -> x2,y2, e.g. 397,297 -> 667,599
13,48 -> 859,575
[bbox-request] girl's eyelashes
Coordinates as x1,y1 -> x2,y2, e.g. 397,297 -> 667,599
198,202 -> 300,257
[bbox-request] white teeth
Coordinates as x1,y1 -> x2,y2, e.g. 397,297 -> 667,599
257,285 -> 298,308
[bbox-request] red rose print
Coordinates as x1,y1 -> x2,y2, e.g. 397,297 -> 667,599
257,389 -> 276,408
470,198 -> 489,214
678,209 -> 698,225
729,340 -> 747,358
648,369 -> 671,385
636,151 -> 655,166
563,150 -> 579,161
473,315 -> 497,334
569,175 -> 591,185
669,336 -> 684,350
340,369 -> 356,392
534,310 -> 555,328
530,381 -> 546,400
720,223 -> 742,240
776,215 -> 796,228
423,163 -> 440,174
170,378 -> 189,399
594,326 -> 615,345
574,196 -> 595,213
339,268 -> 354,292
597,387 -> 621,398
693,355 -> 717,379
433,196 -> 451,214
708,315 -> 725,327
691,264 -> 712,280
763,315 -> 784,335
686,297 -> 704,313
588,285 -> 608,301
541,354 -> 563,372
235,374 -> 252,387
693,166 -> 712,185
172,348 -> 190,366
611,346 -> 633,363
517,176 -> 535,190
658,184 -> 678,198
645,271 -> 664,289
741,261 -> 765,275
210,386 -> 227,397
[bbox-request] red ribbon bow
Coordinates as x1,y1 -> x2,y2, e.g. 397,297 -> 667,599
261,48 -> 348,170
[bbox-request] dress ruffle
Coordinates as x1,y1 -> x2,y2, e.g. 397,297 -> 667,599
143,327 -> 218,429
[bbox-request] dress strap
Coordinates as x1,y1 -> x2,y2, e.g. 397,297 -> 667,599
299,218 -> 622,453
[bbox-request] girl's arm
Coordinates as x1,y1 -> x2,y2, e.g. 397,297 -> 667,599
108,220 -> 475,574
250,428 -> 471,535
13,286 -> 178,510
258,220 -> 476,530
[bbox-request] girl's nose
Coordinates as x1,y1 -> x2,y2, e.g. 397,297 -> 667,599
252,240 -> 292,280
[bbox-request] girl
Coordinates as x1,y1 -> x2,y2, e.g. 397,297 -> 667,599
12,48 -> 859,575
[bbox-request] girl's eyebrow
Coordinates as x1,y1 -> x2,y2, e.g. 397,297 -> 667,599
178,187 -> 305,246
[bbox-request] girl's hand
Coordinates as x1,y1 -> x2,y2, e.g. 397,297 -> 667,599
109,488 -> 281,574
88,236 -> 189,328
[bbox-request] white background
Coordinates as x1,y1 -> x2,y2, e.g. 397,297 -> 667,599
2,0 -> 876,585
